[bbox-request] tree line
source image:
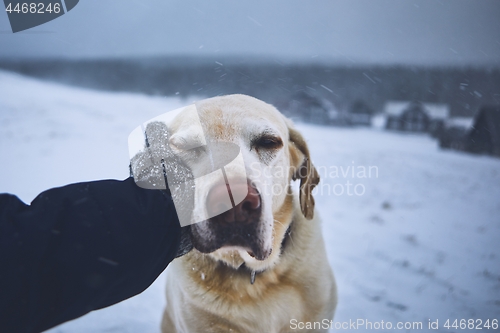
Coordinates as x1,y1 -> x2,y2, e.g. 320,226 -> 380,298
1,56 -> 498,117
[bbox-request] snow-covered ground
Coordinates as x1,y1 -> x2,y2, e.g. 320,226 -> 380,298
1,70 -> 499,332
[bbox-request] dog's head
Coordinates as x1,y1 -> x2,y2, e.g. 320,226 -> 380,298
166,94 -> 319,272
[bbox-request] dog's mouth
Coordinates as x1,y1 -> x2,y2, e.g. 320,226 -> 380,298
190,214 -> 272,261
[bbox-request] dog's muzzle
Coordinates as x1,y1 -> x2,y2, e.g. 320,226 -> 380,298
191,180 -> 271,261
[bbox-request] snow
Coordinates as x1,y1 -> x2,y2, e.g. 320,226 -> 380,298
307,126 -> 500,331
1,70 -> 499,332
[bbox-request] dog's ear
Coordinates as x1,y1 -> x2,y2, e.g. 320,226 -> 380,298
288,126 -> 320,220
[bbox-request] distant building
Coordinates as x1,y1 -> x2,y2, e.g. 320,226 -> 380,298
439,106 -> 500,158
287,91 -> 331,124
438,117 -> 474,150
466,106 -> 500,157
349,100 -> 374,126
439,127 -> 468,151
426,104 -> 452,137
327,109 -> 351,126
438,119 -> 470,151
384,101 -> 450,133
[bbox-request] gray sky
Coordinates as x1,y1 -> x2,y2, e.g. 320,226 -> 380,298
1,0 -> 499,66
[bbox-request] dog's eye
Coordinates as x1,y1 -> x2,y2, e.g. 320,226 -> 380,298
253,136 -> 283,150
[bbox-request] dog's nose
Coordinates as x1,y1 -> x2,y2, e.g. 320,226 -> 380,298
207,181 -> 261,224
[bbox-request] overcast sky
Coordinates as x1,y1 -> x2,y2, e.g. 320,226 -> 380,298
1,0 -> 499,66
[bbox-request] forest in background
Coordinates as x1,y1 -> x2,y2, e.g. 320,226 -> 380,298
1,57 -> 499,117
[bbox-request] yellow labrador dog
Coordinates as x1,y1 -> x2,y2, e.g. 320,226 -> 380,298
160,95 -> 336,333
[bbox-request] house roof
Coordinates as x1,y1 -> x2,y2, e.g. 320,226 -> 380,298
384,101 -> 411,116
384,101 -> 449,119
424,103 -> 450,119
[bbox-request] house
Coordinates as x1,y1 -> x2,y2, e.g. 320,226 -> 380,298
426,103 -> 452,137
438,117 -> 474,151
384,101 -> 450,133
466,106 -> 500,157
287,91 -> 331,124
348,100 -> 374,126
325,109 -> 349,126
385,101 -> 429,132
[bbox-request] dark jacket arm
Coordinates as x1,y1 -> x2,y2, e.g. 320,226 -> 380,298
0,177 -> 181,333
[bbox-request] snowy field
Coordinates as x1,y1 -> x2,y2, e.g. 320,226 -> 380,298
1,70 -> 499,332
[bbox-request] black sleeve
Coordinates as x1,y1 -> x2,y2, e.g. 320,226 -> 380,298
0,177 -> 182,333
